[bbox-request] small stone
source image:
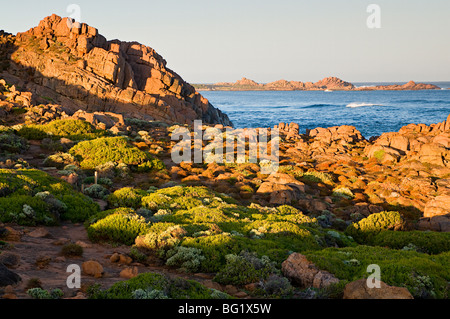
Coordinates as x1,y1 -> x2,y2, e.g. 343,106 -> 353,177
52,238 -> 70,246
118,254 -> 133,265
234,291 -> 248,298
120,267 -> 138,279
28,228 -> 50,238
82,260 -> 104,278
54,256 -> 66,263
110,253 -> 120,263
0,252 -> 20,268
75,241 -> 92,248
224,285 -> 239,295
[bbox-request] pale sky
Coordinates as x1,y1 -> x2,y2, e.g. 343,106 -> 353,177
1,0 -> 449,83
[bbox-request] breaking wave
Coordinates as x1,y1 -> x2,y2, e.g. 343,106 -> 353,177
346,102 -> 383,108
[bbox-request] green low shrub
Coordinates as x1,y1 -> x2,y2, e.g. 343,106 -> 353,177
18,119 -> 106,141
107,187 -> 147,209
87,211 -> 150,245
0,133 -> 28,153
214,251 -> 278,286
89,272 -> 227,299
0,169 -> 99,224
69,136 -> 151,169
305,246 -> 450,299
61,243 -> 84,257
165,246 -> 205,272
43,152 -> 77,169
371,230 -> 450,255
84,184 -> 110,199
27,288 -> 64,299
345,211 -> 404,243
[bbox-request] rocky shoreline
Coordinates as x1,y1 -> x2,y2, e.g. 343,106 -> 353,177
0,15 -> 449,301
194,77 -> 441,91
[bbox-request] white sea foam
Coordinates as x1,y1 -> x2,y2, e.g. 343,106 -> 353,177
346,102 -> 382,108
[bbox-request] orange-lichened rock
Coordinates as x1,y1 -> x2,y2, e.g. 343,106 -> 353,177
2,14 -> 232,127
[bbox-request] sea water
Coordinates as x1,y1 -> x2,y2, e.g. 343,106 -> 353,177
201,83 -> 450,139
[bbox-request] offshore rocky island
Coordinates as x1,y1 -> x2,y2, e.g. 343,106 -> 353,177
0,15 -> 449,300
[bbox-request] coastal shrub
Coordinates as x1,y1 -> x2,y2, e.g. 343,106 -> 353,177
132,288 -> 169,299
18,125 -> 48,140
89,272 -> 224,299
82,176 -> 112,186
214,251 -> 278,286
0,169 -> 99,224
60,194 -> 99,222
332,187 -> 354,199
136,158 -> 165,172
0,195 -> 55,225
107,187 -> 147,209
27,288 -> 64,299
373,149 -> 386,162
370,230 -> 450,255
61,243 -> 84,257
135,224 -> 187,251
84,207 -> 134,227
301,171 -> 334,184
304,246 -> 450,298
84,184 -> 110,199
345,211 -> 404,243
69,136 -> 151,169
43,152 -> 77,169
255,274 -> 293,297
165,246 -> 206,272
18,120 -> 106,141
87,211 -> 150,245
141,193 -> 172,210
0,133 -> 28,153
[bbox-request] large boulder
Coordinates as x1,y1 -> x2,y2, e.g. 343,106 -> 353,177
281,253 -> 339,289
7,14 -> 233,127
256,173 -> 306,205
343,279 -> 413,299
307,125 -> 365,145
82,260 -> 104,278
0,264 -> 21,287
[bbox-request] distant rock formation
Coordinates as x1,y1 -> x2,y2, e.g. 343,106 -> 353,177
356,80 -> 440,91
0,14 -> 232,126
194,77 -> 440,91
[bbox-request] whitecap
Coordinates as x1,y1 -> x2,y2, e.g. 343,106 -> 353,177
346,102 -> 382,108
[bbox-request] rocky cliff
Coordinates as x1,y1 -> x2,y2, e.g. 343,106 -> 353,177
0,14 -> 232,126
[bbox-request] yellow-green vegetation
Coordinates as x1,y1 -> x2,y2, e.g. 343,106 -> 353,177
301,171 -> 334,185
214,251 -> 278,286
0,169 -> 99,225
18,119 -> 107,141
304,246 -> 450,298
345,211 -> 404,242
107,187 -> 148,209
69,136 -> 163,170
93,185 -> 348,273
87,208 -> 150,245
88,272 -> 231,299
0,132 -> 28,154
332,186 -> 354,199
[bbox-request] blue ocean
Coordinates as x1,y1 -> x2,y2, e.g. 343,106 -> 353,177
201,82 -> 450,139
